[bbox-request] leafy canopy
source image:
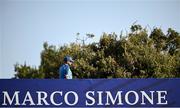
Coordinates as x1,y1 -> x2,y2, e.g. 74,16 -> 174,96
14,24 -> 180,79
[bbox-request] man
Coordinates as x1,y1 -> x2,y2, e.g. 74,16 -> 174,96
59,56 -> 74,79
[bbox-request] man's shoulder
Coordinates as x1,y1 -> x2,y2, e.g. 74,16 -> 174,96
60,64 -> 70,69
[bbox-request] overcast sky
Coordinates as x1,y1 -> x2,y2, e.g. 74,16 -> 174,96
0,0 -> 180,78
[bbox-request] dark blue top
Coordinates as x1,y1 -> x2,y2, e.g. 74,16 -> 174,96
59,64 -> 72,79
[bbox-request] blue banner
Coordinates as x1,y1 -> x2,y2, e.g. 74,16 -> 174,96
0,79 -> 180,107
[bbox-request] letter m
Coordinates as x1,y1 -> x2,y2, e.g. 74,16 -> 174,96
2,91 -> 20,106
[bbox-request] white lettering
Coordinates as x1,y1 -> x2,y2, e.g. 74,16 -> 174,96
64,91 -> 78,106
37,91 -> 49,105
97,91 -> 103,105
157,91 -> 168,105
50,91 -> 63,106
2,91 -> 20,105
141,91 -> 154,105
105,91 -> 123,105
86,91 -> 95,106
22,91 -> 35,105
125,91 -> 139,105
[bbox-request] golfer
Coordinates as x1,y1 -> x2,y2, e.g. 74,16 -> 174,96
59,56 -> 74,79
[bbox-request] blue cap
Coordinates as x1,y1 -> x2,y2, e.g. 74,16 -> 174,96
64,56 -> 74,62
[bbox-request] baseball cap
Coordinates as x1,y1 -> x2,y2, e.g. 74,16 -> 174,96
64,56 -> 74,62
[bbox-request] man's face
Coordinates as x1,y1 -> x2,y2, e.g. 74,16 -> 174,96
67,61 -> 73,66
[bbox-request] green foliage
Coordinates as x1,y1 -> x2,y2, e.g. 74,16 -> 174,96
14,63 -> 44,79
14,25 -> 180,79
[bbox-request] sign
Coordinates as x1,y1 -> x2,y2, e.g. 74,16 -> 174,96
0,79 -> 180,107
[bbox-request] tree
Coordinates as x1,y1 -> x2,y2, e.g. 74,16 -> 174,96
14,63 -> 44,79
14,24 -> 180,79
